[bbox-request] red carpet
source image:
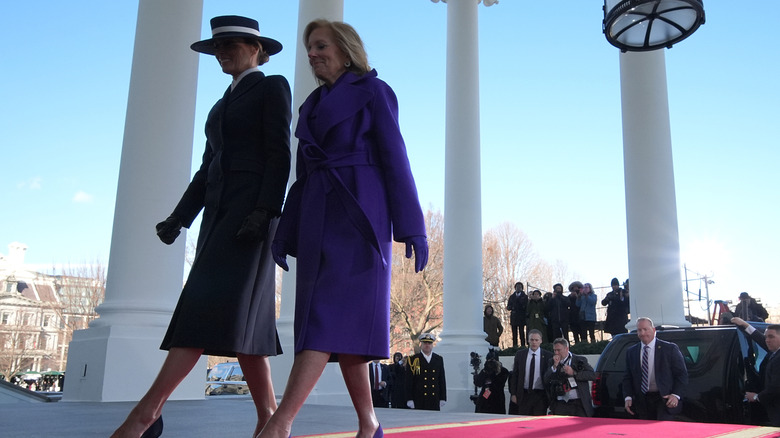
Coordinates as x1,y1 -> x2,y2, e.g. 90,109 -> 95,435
300,415 -> 780,438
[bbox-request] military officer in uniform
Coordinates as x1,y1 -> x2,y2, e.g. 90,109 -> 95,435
405,333 -> 447,410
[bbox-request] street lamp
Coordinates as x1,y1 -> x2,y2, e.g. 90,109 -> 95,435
603,0 -> 705,52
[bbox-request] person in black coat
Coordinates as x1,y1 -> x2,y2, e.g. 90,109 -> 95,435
602,277 -> 630,337
735,292 -> 769,322
507,282 -> 529,348
111,16 -> 291,438
546,284 -> 570,342
388,352 -> 408,408
474,350 -> 510,414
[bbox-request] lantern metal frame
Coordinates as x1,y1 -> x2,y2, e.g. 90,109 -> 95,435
603,0 -> 705,52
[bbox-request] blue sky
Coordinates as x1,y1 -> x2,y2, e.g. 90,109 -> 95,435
1,1 -> 778,311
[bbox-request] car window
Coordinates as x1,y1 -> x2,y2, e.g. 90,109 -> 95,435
227,366 -> 244,381
208,363 -> 236,381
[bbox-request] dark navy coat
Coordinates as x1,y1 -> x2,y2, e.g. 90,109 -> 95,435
161,72 -> 291,357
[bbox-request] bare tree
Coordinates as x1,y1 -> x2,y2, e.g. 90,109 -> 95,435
0,321 -> 35,382
52,261 -> 107,370
481,222 -> 539,340
390,209 -> 444,354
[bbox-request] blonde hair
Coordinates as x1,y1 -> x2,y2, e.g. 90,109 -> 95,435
303,19 -> 370,81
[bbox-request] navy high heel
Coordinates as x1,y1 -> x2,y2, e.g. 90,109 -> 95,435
373,424 -> 383,438
140,416 -> 163,438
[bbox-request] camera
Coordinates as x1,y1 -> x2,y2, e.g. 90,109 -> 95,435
549,374 -> 570,397
470,351 -> 482,370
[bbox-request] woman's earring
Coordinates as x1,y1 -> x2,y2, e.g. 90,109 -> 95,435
344,60 -> 352,68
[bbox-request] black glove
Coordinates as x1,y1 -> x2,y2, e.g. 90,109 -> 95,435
235,208 -> 273,244
155,215 -> 182,245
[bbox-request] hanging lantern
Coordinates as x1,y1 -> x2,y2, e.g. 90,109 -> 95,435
603,0 -> 705,52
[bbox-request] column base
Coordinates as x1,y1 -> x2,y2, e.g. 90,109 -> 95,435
62,324 -> 206,402
435,330 -> 492,412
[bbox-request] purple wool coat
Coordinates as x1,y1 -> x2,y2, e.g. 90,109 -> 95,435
274,70 -> 426,359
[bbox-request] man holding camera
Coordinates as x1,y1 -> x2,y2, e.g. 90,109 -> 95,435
473,350 -> 510,414
510,329 -> 553,415
543,337 -> 595,416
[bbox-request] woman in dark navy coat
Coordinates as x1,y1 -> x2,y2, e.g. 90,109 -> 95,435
260,20 -> 427,438
112,16 -> 290,438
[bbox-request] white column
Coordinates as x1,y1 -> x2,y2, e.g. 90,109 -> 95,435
63,0 -> 205,402
270,0 -> 346,401
619,50 -> 688,327
437,0 -> 491,412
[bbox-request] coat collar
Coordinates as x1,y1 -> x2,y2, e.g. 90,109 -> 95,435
296,69 -> 378,145
228,70 -> 265,102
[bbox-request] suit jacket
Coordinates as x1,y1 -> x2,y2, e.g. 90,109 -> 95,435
745,328 -> 780,425
622,338 -> 688,415
511,348 -> 553,407
543,352 -> 595,416
406,352 -> 447,410
369,362 -> 392,403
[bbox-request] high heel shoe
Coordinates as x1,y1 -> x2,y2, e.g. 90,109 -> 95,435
373,424 -> 383,438
140,416 -> 163,438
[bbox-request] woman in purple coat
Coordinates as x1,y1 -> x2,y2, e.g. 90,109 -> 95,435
260,20 -> 427,438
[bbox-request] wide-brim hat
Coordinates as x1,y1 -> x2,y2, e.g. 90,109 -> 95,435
191,15 -> 282,56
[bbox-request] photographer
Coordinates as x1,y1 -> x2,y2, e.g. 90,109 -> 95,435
602,277 -> 630,337
543,338 -> 595,417
473,350 -> 510,414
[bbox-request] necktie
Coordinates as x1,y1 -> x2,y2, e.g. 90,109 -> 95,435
641,345 -> 650,393
528,353 -> 536,390
375,364 -> 380,390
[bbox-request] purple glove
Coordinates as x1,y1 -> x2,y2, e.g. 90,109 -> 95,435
404,235 -> 428,273
272,240 -> 289,271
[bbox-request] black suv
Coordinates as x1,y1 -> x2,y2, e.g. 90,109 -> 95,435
592,324 -> 770,425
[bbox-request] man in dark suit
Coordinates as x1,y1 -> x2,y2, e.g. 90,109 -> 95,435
507,282 -> 529,348
510,329 -> 553,415
406,333 -> 447,411
543,337 -> 595,416
623,317 -> 688,420
732,317 -> 780,426
369,360 -> 392,408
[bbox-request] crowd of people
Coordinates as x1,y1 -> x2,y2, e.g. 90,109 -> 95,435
498,278 -> 631,348
472,318 -> 688,419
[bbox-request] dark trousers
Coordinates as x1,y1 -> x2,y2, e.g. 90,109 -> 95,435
512,323 -> 526,347
635,392 -> 675,420
570,321 -> 582,343
551,322 -> 569,342
516,389 -> 548,416
371,390 -> 388,408
550,398 -> 587,417
581,321 -> 596,343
